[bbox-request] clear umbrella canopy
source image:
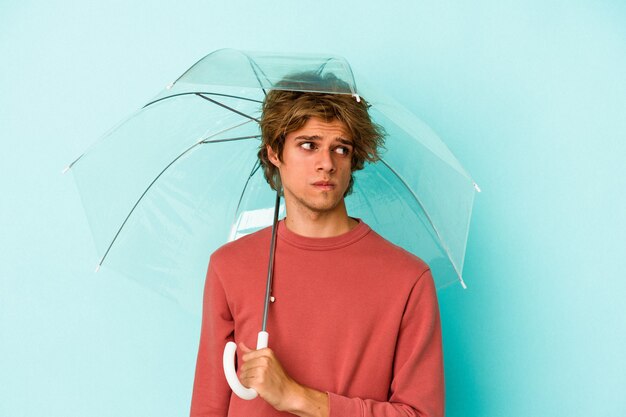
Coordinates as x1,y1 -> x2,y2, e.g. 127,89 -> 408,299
67,48 -> 479,315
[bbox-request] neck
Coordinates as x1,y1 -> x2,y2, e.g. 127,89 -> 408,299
283,200 -> 358,238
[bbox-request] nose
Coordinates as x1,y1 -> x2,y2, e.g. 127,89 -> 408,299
315,148 -> 336,173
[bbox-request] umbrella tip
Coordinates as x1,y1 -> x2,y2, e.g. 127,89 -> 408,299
460,279 -> 468,290
353,93 -> 361,103
95,259 -> 104,273
62,165 -> 70,174
473,182 -> 481,193
166,82 -> 174,90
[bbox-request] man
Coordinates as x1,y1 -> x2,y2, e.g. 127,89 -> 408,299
190,73 -> 444,417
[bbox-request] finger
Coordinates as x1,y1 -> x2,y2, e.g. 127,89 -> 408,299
239,342 -> 258,362
240,355 -> 272,373
241,345 -> 274,362
239,342 -> 253,354
239,371 -> 263,390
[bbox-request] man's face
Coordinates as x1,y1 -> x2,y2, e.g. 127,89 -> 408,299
267,117 -> 354,216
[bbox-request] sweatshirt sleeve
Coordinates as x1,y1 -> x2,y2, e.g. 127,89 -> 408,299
190,258 -> 234,417
327,269 -> 445,417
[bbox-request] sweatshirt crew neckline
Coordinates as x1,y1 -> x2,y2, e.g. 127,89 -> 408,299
277,218 -> 371,251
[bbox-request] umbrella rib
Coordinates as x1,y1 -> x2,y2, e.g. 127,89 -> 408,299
315,58 -> 333,75
314,56 -> 359,97
66,93 -> 261,172
97,130 -> 259,270
196,93 -> 260,123
229,160 -> 263,240
201,135 -> 261,144
379,158 -> 467,289
63,152 -> 85,173
244,53 -> 270,96
143,92 -> 263,108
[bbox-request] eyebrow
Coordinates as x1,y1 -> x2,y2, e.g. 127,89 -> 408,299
294,135 -> 354,145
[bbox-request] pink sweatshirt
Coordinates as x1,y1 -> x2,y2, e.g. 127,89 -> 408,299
190,220 -> 444,417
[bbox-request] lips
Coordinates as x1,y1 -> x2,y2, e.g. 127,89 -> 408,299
312,181 -> 335,190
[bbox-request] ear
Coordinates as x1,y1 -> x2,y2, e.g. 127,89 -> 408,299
266,145 -> 281,167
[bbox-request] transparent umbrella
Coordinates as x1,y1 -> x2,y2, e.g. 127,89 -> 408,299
66,47 -> 479,320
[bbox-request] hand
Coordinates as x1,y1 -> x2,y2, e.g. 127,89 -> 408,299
238,342 -> 299,411
238,342 -> 329,417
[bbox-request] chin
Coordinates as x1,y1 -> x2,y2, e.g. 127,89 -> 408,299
285,187 -> 347,214
304,198 -> 344,213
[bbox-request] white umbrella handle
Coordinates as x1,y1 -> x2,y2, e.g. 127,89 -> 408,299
223,331 -> 269,400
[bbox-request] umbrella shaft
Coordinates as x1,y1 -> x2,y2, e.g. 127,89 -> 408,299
262,189 -> 281,332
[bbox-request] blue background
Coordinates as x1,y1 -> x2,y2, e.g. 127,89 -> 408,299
1,1 -> 625,416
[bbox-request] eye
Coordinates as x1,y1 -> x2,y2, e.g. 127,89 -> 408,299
334,146 -> 352,155
300,142 -> 315,150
